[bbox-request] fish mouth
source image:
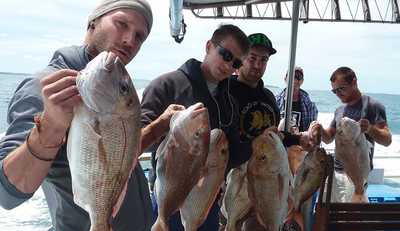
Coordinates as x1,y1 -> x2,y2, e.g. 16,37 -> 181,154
113,48 -> 131,64
191,105 -> 208,119
104,51 -> 125,71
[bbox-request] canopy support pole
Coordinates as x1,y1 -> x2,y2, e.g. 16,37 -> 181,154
283,0 -> 301,132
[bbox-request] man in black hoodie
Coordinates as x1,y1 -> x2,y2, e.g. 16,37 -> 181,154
141,24 -> 250,231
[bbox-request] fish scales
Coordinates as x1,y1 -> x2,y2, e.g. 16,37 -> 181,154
180,129 -> 229,231
67,51 -> 140,231
152,103 -> 210,231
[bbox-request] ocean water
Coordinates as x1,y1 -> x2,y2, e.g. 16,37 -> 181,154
0,73 -> 399,229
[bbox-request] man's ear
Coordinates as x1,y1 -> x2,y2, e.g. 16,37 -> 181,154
206,40 -> 212,54
351,77 -> 357,86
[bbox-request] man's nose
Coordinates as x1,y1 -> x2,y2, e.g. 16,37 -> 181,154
122,32 -> 136,49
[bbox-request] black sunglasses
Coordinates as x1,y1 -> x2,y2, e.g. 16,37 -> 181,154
331,85 -> 349,94
294,74 -> 303,81
215,44 -> 242,69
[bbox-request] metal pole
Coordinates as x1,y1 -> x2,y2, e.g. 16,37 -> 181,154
284,0 -> 301,132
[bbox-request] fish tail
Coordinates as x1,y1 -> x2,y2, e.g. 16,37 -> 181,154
283,209 -> 304,231
351,193 -> 369,203
151,218 -> 169,231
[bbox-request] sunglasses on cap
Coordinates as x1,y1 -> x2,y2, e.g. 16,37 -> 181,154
215,43 -> 243,69
331,85 -> 350,94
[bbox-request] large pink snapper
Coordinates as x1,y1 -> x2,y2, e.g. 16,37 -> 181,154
335,117 -> 371,203
247,130 -> 291,231
67,51 -> 141,231
152,103 -> 210,231
180,129 -> 229,231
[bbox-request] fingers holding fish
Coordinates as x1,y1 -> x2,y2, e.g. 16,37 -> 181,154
158,104 -> 186,131
358,118 -> 370,133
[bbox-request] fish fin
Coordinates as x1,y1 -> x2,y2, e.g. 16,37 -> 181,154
282,212 -> 304,231
83,120 -> 102,140
155,132 -> 172,161
197,176 -> 205,187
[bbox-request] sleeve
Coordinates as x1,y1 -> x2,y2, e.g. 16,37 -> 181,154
371,101 -> 387,124
0,78 -> 43,209
140,75 -> 173,153
311,101 -> 318,121
281,131 -> 301,147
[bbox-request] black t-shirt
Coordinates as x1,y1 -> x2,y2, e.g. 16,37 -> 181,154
229,76 -> 280,142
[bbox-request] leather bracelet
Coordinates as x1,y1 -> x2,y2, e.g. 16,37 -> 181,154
26,129 -> 55,162
34,113 -> 65,148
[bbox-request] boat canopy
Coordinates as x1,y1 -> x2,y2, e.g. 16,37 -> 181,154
171,0 -> 400,41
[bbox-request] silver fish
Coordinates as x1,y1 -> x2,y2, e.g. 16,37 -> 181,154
152,103 -> 210,231
67,51 -> 141,231
180,128 -> 229,231
247,130 -> 291,231
221,161 -> 252,231
335,117 -> 370,202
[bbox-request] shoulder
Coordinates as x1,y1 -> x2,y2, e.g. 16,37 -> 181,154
49,45 -> 89,71
146,70 -> 189,91
365,95 -> 385,110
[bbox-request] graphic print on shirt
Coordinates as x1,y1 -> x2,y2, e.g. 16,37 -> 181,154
280,109 -> 302,126
239,101 -> 277,142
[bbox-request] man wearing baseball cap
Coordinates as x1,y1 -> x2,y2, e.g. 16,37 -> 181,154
227,33 -> 318,229
229,32 -> 283,143
0,1 -> 181,230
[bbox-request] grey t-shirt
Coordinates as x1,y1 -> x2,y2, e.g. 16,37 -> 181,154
0,45 -> 152,231
330,95 -> 387,170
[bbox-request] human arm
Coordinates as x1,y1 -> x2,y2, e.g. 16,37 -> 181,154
1,69 -> 80,197
140,104 -> 185,153
359,119 -> 392,146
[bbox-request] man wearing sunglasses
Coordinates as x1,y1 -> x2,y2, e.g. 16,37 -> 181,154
315,66 -> 392,202
276,67 -> 318,135
141,24 -> 251,231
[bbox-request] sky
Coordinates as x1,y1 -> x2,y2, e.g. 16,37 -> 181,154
0,0 -> 399,94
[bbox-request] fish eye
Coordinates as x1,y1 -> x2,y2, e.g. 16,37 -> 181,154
119,82 -> 130,95
194,131 -> 201,138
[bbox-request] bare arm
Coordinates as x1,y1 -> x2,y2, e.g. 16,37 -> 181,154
360,119 -> 392,146
3,69 -> 80,194
321,126 -> 336,144
139,104 -> 185,153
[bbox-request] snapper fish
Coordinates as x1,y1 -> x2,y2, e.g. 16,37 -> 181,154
221,162 -> 252,231
67,51 -> 141,231
247,130 -> 291,231
152,103 -> 210,231
335,117 -> 371,203
180,128 -> 229,231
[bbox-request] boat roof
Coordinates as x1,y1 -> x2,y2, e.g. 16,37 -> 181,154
181,0 -> 400,23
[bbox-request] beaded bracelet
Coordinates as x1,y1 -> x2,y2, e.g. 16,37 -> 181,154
26,129 -> 55,162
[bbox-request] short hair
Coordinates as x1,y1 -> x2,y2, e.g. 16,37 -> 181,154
330,66 -> 356,83
210,24 -> 250,55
